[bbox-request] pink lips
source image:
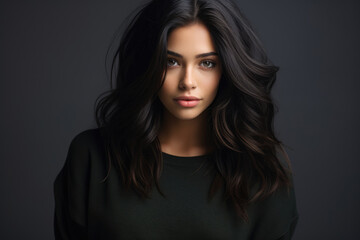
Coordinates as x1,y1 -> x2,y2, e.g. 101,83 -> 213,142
174,96 -> 201,107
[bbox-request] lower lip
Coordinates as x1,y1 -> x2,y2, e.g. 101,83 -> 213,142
175,99 -> 200,107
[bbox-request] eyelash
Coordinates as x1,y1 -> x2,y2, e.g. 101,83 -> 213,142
166,58 -> 217,70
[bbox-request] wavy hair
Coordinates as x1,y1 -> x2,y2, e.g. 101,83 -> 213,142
95,0 -> 292,222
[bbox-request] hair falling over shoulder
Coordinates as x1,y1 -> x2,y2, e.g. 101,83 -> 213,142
95,0 -> 293,222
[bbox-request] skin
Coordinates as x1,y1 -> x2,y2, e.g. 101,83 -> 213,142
157,22 -> 222,157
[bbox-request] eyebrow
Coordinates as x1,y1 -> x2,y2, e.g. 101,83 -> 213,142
167,50 -> 218,59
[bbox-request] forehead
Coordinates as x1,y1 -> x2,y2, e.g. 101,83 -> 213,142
167,22 -> 217,56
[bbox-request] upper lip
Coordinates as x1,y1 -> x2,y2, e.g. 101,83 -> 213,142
174,96 -> 201,100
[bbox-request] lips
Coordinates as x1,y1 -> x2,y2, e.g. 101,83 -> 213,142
174,96 -> 200,100
174,96 -> 201,107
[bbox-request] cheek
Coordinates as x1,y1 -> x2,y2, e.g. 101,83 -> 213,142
158,78 -> 175,100
200,73 -> 221,96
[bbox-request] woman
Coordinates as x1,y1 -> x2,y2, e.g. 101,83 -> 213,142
54,0 -> 299,239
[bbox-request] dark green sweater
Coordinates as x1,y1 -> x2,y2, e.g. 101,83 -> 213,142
54,129 -> 298,239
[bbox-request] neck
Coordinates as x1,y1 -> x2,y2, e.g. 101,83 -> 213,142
157,109 -> 214,157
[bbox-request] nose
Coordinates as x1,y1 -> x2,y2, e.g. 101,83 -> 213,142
178,65 -> 196,90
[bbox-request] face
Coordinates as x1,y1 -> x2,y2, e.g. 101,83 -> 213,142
157,22 -> 222,121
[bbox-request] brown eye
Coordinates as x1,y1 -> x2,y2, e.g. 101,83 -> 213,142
167,58 -> 179,67
200,60 -> 216,69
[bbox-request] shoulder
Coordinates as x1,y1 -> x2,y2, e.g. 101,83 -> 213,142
68,128 -> 103,151
67,128 -> 107,158
64,128 -> 106,175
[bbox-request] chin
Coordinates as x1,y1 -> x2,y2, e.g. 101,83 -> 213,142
169,109 -> 207,121
172,112 -> 198,120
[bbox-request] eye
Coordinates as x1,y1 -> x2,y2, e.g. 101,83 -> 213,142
167,58 -> 179,67
200,60 -> 216,69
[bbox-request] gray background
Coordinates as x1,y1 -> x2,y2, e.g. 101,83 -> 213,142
0,0 -> 359,239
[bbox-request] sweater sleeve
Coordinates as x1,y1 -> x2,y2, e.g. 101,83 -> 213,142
270,147 -> 299,240
275,215 -> 299,240
250,146 -> 299,240
53,131 -> 91,240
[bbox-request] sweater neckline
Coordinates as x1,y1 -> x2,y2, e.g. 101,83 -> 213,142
161,151 -> 213,167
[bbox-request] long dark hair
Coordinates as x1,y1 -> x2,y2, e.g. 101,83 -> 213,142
95,0 -> 292,222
